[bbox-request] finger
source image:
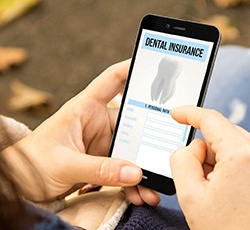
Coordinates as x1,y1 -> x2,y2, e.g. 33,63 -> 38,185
82,59 -> 130,104
171,106 -> 235,137
236,125 -> 250,139
171,106 -> 246,153
137,186 -> 161,206
67,154 -> 142,187
203,142 -> 216,166
170,139 -> 207,198
125,187 -> 144,206
125,186 -> 161,206
108,108 -> 119,131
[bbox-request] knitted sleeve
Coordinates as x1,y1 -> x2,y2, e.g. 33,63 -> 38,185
115,203 -> 189,230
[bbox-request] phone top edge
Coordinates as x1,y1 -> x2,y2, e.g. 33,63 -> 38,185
141,14 -> 221,43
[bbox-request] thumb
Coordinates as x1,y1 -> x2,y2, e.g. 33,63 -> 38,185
69,154 -> 142,187
170,139 -> 207,195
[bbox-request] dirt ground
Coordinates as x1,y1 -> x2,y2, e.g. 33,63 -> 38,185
1,0 -> 250,129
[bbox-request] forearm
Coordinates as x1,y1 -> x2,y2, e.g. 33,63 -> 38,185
0,115 -> 41,200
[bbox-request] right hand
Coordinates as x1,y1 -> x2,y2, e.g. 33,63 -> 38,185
170,106 -> 250,229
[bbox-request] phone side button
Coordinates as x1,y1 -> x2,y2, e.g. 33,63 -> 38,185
142,175 -> 148,180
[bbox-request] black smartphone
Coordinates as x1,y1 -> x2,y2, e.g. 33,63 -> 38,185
109,14 -> 221,195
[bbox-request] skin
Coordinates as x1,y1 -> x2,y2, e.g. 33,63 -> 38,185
4,60 -> 249,229
171,106 -> 250,229
2,59 -> 159,206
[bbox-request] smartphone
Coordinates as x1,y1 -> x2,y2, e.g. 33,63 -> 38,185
109,14 -> 221,195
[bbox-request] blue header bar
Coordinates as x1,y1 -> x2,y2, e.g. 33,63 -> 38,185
142,32 -> 210,62
128,99 -> 170,115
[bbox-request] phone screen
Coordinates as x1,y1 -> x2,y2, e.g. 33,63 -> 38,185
109,15 -> 220,195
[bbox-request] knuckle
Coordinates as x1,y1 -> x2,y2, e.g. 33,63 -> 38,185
204,109 -> 222,121
96,159 -> 116,185
207,108 -> 221,116
105,63 -> 126,85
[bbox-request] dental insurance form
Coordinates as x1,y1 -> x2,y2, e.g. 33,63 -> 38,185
111,29 -> 213,179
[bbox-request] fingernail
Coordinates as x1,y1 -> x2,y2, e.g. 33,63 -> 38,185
120,166 -> 141,184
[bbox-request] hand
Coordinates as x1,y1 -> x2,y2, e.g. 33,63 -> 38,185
170,106 -> 250,229
4,60 -> 159,206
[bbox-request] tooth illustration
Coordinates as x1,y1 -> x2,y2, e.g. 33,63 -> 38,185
151,57 -> 181,104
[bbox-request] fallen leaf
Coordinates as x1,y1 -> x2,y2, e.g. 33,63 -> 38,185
213,0 -> 250,8
202,15 -> 240,43
0,46 -> 28,72
8,80 -> 52,111
0,0 -> 41,27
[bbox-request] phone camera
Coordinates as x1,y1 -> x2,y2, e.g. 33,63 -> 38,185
166,24 -> 170,29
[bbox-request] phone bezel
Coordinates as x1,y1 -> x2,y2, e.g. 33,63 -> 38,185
109,14 -> 221,195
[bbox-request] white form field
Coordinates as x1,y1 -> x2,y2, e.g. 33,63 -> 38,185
136,111 -> 185,176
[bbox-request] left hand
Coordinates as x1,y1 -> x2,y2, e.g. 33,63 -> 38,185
4,60 -> 160,205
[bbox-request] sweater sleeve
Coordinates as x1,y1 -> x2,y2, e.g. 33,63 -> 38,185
115,203 -> 189,230
0,115 -> 31,151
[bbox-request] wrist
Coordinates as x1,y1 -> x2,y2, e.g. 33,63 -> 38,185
2,142 -> 45,201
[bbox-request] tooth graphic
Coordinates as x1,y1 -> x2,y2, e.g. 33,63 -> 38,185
151,57 -> 181,104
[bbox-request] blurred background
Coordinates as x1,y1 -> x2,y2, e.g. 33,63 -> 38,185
1,0 -> 250,129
